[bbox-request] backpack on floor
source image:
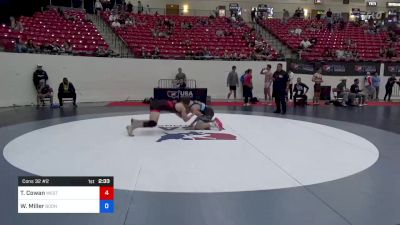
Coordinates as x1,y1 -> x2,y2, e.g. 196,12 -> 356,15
250,97 -> 259,103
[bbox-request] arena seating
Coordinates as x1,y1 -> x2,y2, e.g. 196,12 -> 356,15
259,18 -> 389,61
102,12 -> 277,59
0,9 -> 108,54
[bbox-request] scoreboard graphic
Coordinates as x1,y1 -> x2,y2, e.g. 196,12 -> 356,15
18,176 -> 114,213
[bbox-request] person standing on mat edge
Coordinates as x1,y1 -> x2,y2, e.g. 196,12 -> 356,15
312,67 -> 323,105
371,72 -> 381,100
227,66 -> 239,101
260,64 -> 273,103
242,69 -> 253,106
272,63 -> 289,114
58,77 -> 77,107
286,70 -> 294,101
384,74 -> 397,101
364,72 -> 375,101
175,68 -> 187,88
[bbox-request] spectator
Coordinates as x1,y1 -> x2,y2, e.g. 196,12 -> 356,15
61,41 -> 73,54
26,39 -> 37,53
231,51 -> 238,60
364,72 -> 376,101
49,41 -> 61,54
243,69 -> 253,106
216,29 -> 224,37
95,0 -> 103,14
10,16 -> 24,32
312,68 -> 323,105
339,18 -> 346,30
336,78 -> 356,106
384,74 -> 397,101
33,65 -> 48,90
15,38 -> 26,53
57,8 -> 64,17
290,27 -> 302,36
224,50 -> 230,60
276,50 -> 285,60
379,46 -> 386,58
323,47 -> 333,58
146,4 -> 150,14
310,37 -> 318,46
293,77 -> 309,105
327,20 -> 333,31
260,64 -> 273,102
14,18 -> 23,32
140,47 -> 147,58
9,16 -> 16,29
251,8 -> 256,22
111,20 -> 121,28
109,12 -> 118,22
300,38 -> 312,50
343,48 -> 352,59
125,17 -> 136,26
272,63 -> 289,114
175,68 -> 187,88
326,8 -> 333,23
336,49 -> 345,59
127,1 -> 133,13
350,78 -> 366,106
227,66 -> 239,100
137,1 -> 144,14
352,50 -> 359,60
239,49 -> 247,60
58,77 -> 77,107
95,46 -> 109,57
371,72 -> 381,100
36,80 -> 54,107
386,44 -> 397,58
283,9 -> 289,24
152,47 -> 160,58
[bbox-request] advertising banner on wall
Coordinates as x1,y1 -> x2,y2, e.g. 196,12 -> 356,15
384,63 -> 400,76
287,60 -> 380,76
286,60 -> 316,74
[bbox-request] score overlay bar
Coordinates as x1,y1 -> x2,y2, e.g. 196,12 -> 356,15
18,176 -> 114,213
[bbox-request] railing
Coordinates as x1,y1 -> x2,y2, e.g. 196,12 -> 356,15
91,13 -> 131,57
158,79 -> 197,88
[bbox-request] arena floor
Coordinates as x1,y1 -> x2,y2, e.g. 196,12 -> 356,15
1,103 -> 400,225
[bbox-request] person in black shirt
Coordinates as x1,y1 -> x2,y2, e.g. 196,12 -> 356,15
384,74 -> 397,101
127,2 -> 133,13
33,65 -> 48,90
350,78 -> 366,106
293,78 -> 309,105
272,63 -> 289,114
58,77 -> 77,107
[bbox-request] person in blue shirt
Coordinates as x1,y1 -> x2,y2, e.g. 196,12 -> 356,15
371,72 -> 381,100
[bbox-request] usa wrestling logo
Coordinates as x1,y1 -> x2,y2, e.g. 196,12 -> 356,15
157,131 -> 236,142
167,90 -> 194,99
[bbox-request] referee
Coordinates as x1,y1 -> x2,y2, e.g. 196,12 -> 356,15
272,63 -> 289,114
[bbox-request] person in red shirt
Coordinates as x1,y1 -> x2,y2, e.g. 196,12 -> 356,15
243,69 -> 253,106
